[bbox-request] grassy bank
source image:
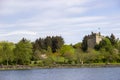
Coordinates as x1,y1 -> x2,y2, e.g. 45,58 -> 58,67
1,63 -> 120,70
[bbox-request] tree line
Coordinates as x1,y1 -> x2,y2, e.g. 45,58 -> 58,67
0,36 -> 64,65
0,34 -> 120,66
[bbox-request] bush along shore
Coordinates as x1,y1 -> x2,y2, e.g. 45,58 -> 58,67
1,63 -> 120,70
0,65 -> 32,70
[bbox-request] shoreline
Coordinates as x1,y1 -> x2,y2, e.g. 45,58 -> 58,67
1,63 -> 120,70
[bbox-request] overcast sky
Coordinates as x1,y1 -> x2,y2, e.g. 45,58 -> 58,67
0,0 -> 120,44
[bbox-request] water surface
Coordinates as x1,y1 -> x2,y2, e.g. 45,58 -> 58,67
0,67 -> 120,80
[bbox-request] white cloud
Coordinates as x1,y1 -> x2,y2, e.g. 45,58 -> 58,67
67,7 -> 88,14
16,16 -> 106,27
0,0 -> 92,16
116,23 -> 120,26
0,23 -> 11,28
0,31 -> 37,37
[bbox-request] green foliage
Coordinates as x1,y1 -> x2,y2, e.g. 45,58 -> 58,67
81,36 -> 88,51
0,41 -> 15,65
46,46 -> 52,54
116,41 -> 120,53
60,45 -> 75,55
109,33 -> 117,46
99,37 -> 113,53
44,36 -> 52,50
75,49 -> 86,64
33,36 -> 64,53
94,44 -> 100,50
73,42 -> 82,49
60,45 -> 76,62
14,38 -> 33,64
83,49 -> 98,63
33,49 -> 42,60
43,57 -> 53,66
0,34 -> 120,66
56,57 -> 65,63
52,36 -> 64,52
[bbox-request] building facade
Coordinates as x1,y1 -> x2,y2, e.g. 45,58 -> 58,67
87,32 -> 103,48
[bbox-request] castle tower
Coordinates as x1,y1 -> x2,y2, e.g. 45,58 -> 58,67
87,32 -> 103,48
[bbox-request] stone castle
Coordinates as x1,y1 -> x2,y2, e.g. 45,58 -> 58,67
87,32 -> 104,48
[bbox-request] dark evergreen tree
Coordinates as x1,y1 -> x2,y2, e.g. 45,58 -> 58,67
110,33 -> 116,45
33,36 -> 64,53
52,36 -> 64,53
81,35 -> 88,51
94,44 -> 100,50
44,36 -> 52,50
32,39 -> 40,57
38,38 -> 45,50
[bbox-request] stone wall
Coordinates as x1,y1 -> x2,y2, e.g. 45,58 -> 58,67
87,32 -> 103,48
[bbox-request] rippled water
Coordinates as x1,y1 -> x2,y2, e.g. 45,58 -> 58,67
0,67 -> 120,80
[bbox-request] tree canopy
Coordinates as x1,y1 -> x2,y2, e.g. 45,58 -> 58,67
0,33 -> 120,66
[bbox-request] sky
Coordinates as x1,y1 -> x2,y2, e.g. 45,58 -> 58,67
0,0 -> 120,44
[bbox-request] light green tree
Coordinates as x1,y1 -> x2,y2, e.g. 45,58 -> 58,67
60,45 -> 76,64
0,42 -> 15,65
14,38 -> 33,64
